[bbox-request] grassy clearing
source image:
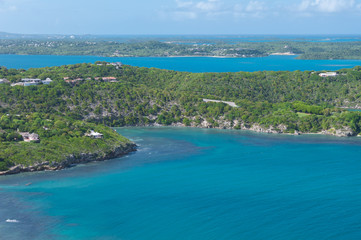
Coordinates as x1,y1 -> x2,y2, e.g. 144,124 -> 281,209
297,112 -> 311,117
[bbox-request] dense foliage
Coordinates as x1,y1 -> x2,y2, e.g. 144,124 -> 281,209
0,112 -> 132,171
2,63 -> 361,171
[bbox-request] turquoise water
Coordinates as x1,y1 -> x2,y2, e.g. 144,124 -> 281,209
1,54 -> 361,72
1,127 -> 361,240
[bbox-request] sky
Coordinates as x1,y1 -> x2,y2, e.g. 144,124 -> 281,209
0,0 -> 361,35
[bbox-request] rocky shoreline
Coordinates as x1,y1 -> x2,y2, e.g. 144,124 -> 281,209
1,120 -> 356,176
133,119 -> 357,137
0,142 -> 137,176
193,119 -> 356,137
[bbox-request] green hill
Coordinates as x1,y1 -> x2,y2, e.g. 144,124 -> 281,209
2,62 -> 361,173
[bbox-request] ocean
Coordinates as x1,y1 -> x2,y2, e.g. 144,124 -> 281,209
1,54 -> 361,72
1,127 -> 361,240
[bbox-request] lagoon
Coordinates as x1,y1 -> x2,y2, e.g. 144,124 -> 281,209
1,127 -> 361,240
1,54 -> 361,72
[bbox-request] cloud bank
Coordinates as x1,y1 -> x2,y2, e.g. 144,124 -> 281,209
164,0 -> 271,20
298,0 -> 356,13
161,0 -> 361,21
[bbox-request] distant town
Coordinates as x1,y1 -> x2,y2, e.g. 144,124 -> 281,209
0,62 -> 122,86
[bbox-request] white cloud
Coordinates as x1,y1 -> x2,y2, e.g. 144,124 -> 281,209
167,0 -> 271,20
233,1 -> 267,18
196,0 -> 220,12
161,0 -> 360,21
165,0 -> 226,20
0,0 -> 19,13
245,1 -> 266,12
298,0 -> 355,13
175,0 -> 194,9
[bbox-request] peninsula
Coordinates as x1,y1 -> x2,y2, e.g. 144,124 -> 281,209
0,113 -> 136,175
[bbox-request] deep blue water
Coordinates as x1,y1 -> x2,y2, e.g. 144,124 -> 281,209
1,127 -> 361,240
1,54 -> 361,72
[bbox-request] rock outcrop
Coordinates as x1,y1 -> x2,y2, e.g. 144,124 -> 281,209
248,124 -> 285,134
321,126 -> 356,137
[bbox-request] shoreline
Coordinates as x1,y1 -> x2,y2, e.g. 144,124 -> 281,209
0,142 -> 137,176
0,53 -> 285,59
0,122 -> 358,177
4,53 -> 361,61
128,121 -> 357,138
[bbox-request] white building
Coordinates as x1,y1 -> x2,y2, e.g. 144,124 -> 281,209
85,130 -> 104,139
18,78 -> 53,86
11,82 -> 24,87
42,78 -> 53,85
107,62 -> 122,69
0,79 -> 9,84
22,78 -> 42,86
319,72 -> 338,77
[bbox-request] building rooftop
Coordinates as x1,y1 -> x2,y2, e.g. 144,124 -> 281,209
85,130 -> 104,138
319,72 -> 338,77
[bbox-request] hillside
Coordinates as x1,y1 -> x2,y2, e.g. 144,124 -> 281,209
1,63 -> 361,139
0,112 -> 136,174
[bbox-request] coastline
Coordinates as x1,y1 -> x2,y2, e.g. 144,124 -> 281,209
0,53 -> 276,59
0,142 -> 137,176
0,121 -> 357,177
130,120 -> 357,138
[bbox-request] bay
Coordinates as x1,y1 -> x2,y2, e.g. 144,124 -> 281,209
1,127 -> 361,240
1,54 -> 361,72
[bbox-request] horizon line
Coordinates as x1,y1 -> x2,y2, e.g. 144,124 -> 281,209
2,32 -> 361,37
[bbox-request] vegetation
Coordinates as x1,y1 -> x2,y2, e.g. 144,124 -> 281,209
1,39 -> 361,59
0,112 -> 133,172
2,62 -> 361,171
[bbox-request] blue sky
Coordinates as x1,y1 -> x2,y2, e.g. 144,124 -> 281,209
0,0 -> 361,35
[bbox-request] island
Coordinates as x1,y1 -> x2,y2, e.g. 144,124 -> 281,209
0,37 -> 361,59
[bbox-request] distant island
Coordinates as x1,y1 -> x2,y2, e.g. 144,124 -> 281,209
0,38 -> 361,60
2,62 -> 361,174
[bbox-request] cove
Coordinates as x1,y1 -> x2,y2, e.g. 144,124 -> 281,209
1,54 -> 361,72
1,127 -> 361,240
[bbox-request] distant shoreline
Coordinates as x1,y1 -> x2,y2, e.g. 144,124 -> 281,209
1,53 -> 295,59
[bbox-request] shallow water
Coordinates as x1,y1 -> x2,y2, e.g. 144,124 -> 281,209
1,54 -> 361,72
1,127 -> 361,240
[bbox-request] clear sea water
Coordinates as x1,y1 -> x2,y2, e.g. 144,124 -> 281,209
1,127 -> 361,240
1,54 -> 361,72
